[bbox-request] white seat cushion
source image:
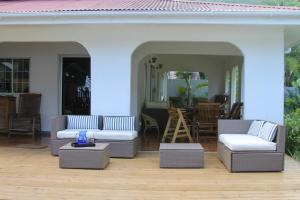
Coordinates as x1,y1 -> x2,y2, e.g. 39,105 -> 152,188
219,134 -> 276,151
57,129 -> 101,139
94,130 -> 138,141
57,129 -> 138,141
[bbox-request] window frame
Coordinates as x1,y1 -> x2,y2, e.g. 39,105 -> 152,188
0,58 -> 30,94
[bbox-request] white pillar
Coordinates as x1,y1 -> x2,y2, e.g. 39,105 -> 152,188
88,46 -> 132,116
243,35 -> 284,123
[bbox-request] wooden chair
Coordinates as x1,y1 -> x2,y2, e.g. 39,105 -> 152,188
141,113 -> 160,140
194,103 -> 220,139
228,102 -> 243,119
220,102 -> 243,119
8,93 -> 41,139
162,107 -> 193,143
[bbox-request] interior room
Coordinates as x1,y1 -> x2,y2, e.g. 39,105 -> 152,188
134,49 -> 243,151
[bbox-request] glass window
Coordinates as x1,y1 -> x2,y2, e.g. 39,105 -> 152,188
0,59 -> 30,93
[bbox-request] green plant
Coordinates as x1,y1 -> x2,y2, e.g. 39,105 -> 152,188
176,85 -> 187,96
175,71 -> 208,106
285,108 -> 300,160
176,71 -> 193,106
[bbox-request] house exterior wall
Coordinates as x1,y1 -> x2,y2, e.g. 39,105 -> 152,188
0,24 -> 285,129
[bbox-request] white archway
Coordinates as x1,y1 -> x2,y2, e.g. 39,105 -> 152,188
131,41 -> 244,119
0,41 -> 90,131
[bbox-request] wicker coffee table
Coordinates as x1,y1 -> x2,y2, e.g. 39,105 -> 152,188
59,143 -> 110,169
159,143 -> 204,168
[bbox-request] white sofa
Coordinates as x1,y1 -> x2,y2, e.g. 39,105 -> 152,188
51,115 -> 139,158
217,119 -> 286,172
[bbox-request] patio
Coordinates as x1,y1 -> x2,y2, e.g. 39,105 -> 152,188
1,146 -> 300,200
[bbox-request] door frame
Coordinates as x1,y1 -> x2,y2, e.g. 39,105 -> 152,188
58,54 -> 90,115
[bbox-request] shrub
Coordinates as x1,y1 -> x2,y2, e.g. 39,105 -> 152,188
285,109 -> 300,160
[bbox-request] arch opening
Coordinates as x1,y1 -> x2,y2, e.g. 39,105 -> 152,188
0,41 -> 91,132
131,41 -> 244,151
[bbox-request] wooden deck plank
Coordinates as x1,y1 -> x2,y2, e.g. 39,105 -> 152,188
0,147 -> 299,200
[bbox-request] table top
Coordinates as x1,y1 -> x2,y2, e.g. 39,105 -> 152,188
60,143 -> 109,151
160,143 -> 204,150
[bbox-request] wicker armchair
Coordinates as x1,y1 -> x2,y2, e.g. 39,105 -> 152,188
8,93 -> 41,139
141,113 -> 160,139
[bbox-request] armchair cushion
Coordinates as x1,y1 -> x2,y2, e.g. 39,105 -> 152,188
247,120 -> 264,136
219,134 -> 276,151
258,122 -> 278,142
103,116 -> 135,131
67,115 -> 99,129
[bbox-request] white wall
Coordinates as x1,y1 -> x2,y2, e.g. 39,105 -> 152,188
0,24 -> 286,125
0,42 -> 89,131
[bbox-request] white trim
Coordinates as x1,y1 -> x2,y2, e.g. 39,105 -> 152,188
0,58 -> 31,95
0,11 -> 300,25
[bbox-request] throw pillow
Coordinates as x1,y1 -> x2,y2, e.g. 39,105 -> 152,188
258,122 -> 278,142
247,120 -> 264,136
103,116 -> 135,131
67,115 -> 99,129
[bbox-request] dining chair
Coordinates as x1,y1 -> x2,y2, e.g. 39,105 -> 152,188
162,107 -> 193,143
194,102 -> 220,139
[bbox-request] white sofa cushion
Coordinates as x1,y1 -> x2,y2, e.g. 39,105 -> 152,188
57,129 -> 100,139
219,134 -> 276,151
67,115 -> 98,129
93,130 -> 138,140
258,122 -> 278,142
57,129 -> 137,141
103,116 -> 135,131
247,120 -> 264,136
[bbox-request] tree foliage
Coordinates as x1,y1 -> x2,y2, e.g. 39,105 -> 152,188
285,45 -> 300,87
285,109 -> 300,160
285,45 -> 300,160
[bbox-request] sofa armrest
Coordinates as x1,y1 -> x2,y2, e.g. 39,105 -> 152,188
218,119 -> 253,135
276,125 -> 286,153
51,116 -> 67,139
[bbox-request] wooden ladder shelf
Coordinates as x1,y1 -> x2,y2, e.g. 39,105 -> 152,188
162,108 -> 193,143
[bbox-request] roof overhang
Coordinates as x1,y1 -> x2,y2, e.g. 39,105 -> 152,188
0,11 -> 300,25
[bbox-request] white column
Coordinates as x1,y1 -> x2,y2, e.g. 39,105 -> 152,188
88,46 -> 132,116
242,35 -> 284,123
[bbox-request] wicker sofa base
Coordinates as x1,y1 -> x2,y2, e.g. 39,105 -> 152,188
51,137 -> 139,158
217,142 -> 284,172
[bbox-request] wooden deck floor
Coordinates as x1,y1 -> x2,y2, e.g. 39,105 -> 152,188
0,147 -> 300,200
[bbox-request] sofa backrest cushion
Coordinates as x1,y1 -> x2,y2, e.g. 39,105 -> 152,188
103,116 -> 135,131
67,115 -> 99,129
258,122 -> 278,142
247,120 -> 265,136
